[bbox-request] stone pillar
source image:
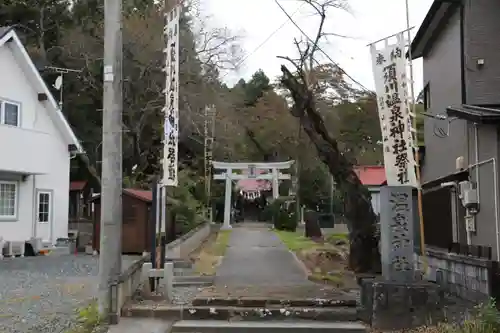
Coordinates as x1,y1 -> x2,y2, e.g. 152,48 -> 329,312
272,168 -> 279,199
163,262 -> 174,301
359,185 -> 444,331
222,170 -> 232,229
379,186 -> 415,282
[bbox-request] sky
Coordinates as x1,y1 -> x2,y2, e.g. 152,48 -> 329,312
202,0 -> 434,94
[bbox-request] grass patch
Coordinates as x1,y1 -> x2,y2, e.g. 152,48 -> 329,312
64,302 -> 104,333
275,230 -> 319,252
309,272 -> 344,287
327,233 -> 349,242
211,230 -> 232,256
193,229 -> 232,276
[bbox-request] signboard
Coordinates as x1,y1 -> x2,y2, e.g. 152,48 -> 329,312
248,165 -> 257,178
162,5 -> 181,186
370,33 -> 417,187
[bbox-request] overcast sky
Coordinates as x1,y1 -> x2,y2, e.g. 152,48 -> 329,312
202,0 -> 434,94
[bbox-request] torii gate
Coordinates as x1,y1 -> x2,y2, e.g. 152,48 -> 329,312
212,160 -> 295,229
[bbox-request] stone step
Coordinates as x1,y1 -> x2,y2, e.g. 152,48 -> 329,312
173,268 -> 194,276
123,304 -> 358,322
171,320 -> 368,333
165,258 -> 193,269
173,280 -> 213,287
191,297 -> 357,308
173,276 -> 214,286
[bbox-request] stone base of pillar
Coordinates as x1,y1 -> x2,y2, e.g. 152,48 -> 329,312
359,277 -> 445,330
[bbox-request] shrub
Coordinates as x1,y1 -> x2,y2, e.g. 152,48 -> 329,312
437,299 -> 500,333
270,198 -> 298,232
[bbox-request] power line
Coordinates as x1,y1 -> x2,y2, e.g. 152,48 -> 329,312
274,0 -> 372,93
220,2 -> 305,80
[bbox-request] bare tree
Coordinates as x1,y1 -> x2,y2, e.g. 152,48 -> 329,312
278,0 -> 381,274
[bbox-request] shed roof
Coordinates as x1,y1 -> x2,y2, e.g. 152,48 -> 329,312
353,165 -> 386,186
90,188 -> 178,205
447,105 -> 500,124
70,181 -> 87,191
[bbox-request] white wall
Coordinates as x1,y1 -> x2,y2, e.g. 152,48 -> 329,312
370,189 -> 381,216
0,42 -> 70,244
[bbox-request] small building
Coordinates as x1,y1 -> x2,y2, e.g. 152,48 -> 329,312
0,27 -> 82,250
68,180 -> 97,249
91,188 -> 176,254
354,165 -> 386,216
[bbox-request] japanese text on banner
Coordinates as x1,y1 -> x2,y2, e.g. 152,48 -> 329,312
370,33 -> 417,187
163,5 -> 180,186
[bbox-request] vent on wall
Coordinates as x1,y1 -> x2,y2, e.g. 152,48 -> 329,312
38,93 -> 47,101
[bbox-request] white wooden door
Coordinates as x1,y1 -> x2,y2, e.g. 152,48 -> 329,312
36,190 -> 53,243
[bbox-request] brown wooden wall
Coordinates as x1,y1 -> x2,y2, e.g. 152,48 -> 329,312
93,194 -> 151,254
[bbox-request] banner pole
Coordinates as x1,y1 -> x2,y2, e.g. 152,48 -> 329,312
405,0 -> 428,273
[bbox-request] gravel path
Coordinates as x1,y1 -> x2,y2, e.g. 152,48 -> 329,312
0,254 -> 140,333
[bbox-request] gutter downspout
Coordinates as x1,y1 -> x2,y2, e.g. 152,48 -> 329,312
469,124 -> 480,245
468,157 -> 499,260
32,175 -> 37,239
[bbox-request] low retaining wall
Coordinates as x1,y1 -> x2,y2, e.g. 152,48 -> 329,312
111,221 -> 214,323
415,247 -> 493,302
106,255 -> 148,323
165,221 -> 214,259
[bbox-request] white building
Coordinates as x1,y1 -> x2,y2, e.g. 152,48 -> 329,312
0,27 -> 82,250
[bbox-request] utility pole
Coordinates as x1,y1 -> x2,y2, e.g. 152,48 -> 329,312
204,105 -> 216,222
98,0 -> 123,317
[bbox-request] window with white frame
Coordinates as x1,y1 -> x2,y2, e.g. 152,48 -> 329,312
0,181 -> 17,218
0,100 -> 20,126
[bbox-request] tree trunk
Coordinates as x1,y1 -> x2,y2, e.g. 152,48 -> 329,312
281,65 -> 381,274
304,210 -> 323,239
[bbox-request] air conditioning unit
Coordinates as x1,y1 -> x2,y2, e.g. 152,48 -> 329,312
3,241 -> 25,257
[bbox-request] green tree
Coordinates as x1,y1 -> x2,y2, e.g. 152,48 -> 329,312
0,0 -> 73,61
244,69 -> 272,106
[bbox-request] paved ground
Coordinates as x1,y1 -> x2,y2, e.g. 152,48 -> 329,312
216,225 -> 311,287
107,318 -> 172,333
0,254 -> 140,333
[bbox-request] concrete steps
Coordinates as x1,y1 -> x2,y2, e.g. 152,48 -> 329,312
171,320 -> 367,333
123,304 -> 358,322
191,297 -> 357,308
173,275 -> 213,287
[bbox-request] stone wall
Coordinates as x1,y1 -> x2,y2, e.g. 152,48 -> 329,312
165,221 -> 214,259
414,247 -> 493,302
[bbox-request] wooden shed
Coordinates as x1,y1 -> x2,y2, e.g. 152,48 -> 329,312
91,189 -> 155,254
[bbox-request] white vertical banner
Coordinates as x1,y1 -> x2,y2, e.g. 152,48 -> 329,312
162,4 -> 181,186
370,33 -> 418,187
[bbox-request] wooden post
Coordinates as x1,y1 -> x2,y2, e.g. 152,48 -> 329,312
405,0 -> 427,272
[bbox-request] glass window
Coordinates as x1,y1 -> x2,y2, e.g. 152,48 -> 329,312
1,101 -> 20,126
0,182 -> 17,218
